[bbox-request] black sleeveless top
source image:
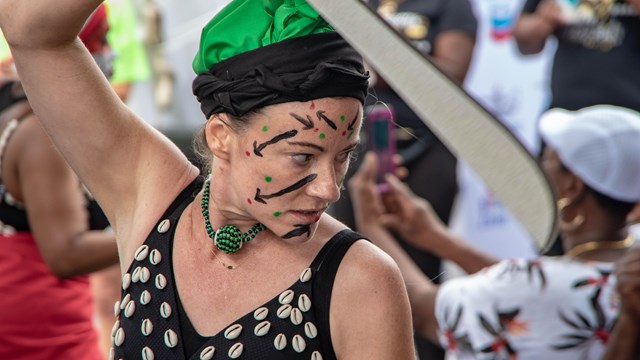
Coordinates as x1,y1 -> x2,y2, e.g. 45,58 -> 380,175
113,177 -> 365,360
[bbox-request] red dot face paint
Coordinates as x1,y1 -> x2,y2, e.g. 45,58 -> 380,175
247,198 -> 252,204
342,131 -> 347,137
314,128 -> 319,133
310,101 -> 315,110
246,151 -> 251,157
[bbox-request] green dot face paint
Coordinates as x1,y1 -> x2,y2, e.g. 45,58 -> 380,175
273,211 -> 282,217
265,176 -> 272,182
340,115 -> 345,122
319,133 -> 326,139
262,125 -> 269,132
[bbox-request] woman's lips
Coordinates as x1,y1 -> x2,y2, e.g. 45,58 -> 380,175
289,209 -> 324,223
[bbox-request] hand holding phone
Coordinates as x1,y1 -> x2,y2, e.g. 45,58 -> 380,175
365,104 -> 396,191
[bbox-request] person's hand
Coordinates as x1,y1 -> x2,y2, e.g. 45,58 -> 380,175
536,0 -> 569,31
377,170 -> 450,253
348,152 -> 388,229
615,246 -> 640,320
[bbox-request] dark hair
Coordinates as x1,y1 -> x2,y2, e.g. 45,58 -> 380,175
585,186 -> 636,219
191,110 -> 263,174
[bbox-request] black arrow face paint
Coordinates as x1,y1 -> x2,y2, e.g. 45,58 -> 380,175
290,113 -> 315,130
347,111 -> 359,139
254,174 -> 318,204
282,224 -> 312,239
316,110 -> 338,130
253,129 -> 298,157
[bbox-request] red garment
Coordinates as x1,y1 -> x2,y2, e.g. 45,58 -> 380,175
0,232 -> 104,360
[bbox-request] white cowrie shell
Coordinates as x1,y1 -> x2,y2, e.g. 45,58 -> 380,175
132,267 -> 141,283
139,267 -> 150,283
254,307 -> 269,321
113,301 -> 121,316
274,333 -> 287,350
300,267 -> 312,282
160,302 -> 172,318
200,346 -> 215,360
122,273 -> 131,290
311,350 -> 324,360
111,320 -> 120,338
120,294 -> 131,309
124,300 -> 136,318
228,343 -> 243,359
290,308 -> 303,325
155,274 -> 167,290
141,346 -> 154,360
164,329 -> 178,348
149,249 -> 162,265
157,219 -> 171,233
254,321 -> 271,337
141,319 -> 153,336
305,322 -> 318,339
224,324 -> 242,340
134,245 -> 149,261
279,289 -> 295,304
298,294 -> 311,312
292,334 -> 306,353
140,290 -> 151,305
114,328 -> 125,346
277,304 -> 292,319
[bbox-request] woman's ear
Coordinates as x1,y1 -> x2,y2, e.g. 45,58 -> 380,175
205,114 -> 232,161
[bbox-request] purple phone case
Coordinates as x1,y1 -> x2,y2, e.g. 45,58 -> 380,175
365,104 -> 396,189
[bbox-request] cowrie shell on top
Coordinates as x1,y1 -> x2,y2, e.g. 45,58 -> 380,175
149,249 -> 162,265
157,219 -> 171,233
134,245 -> 149,261
279,289 -> 294,304
200,346 -> 215,360
300,267 -> 312,282
228,343 -> 243,359
142,346 -> 154,360
224,324 -> 242,340
164,329 -> 178,348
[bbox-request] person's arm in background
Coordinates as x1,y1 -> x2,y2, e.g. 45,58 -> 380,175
602,246 -> 640,360
348,153 -> 441,344
352,153 -> 499,274
18,114 -> 118,278
513,0 -> 566,55
432,0 -> 477,84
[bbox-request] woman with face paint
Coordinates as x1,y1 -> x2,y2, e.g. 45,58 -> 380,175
0,5 -> 119,359
0,0 -> 416,359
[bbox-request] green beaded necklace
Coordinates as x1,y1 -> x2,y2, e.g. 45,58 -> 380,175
201,177 -> 266,254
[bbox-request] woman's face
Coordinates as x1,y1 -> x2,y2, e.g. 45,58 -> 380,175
226,97 -> 362,241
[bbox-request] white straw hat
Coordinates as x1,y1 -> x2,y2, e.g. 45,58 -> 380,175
539,105 -> 640,203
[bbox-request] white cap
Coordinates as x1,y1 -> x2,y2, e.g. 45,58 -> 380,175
539,105 -> 640,203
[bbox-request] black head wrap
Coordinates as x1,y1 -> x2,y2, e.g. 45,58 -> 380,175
192,32 -> 369,119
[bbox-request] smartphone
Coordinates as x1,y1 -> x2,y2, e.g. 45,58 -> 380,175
365,104 -> 396,190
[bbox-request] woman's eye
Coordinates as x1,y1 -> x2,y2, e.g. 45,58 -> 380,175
292,154 -> 312,164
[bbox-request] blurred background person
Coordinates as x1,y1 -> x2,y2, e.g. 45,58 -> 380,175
514,0 -> 640,256
349,104 -> 640,359
0,5 -> 119,359
328,1 -> 477,357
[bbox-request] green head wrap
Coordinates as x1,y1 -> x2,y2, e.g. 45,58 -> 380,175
193,0 -> 334,75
